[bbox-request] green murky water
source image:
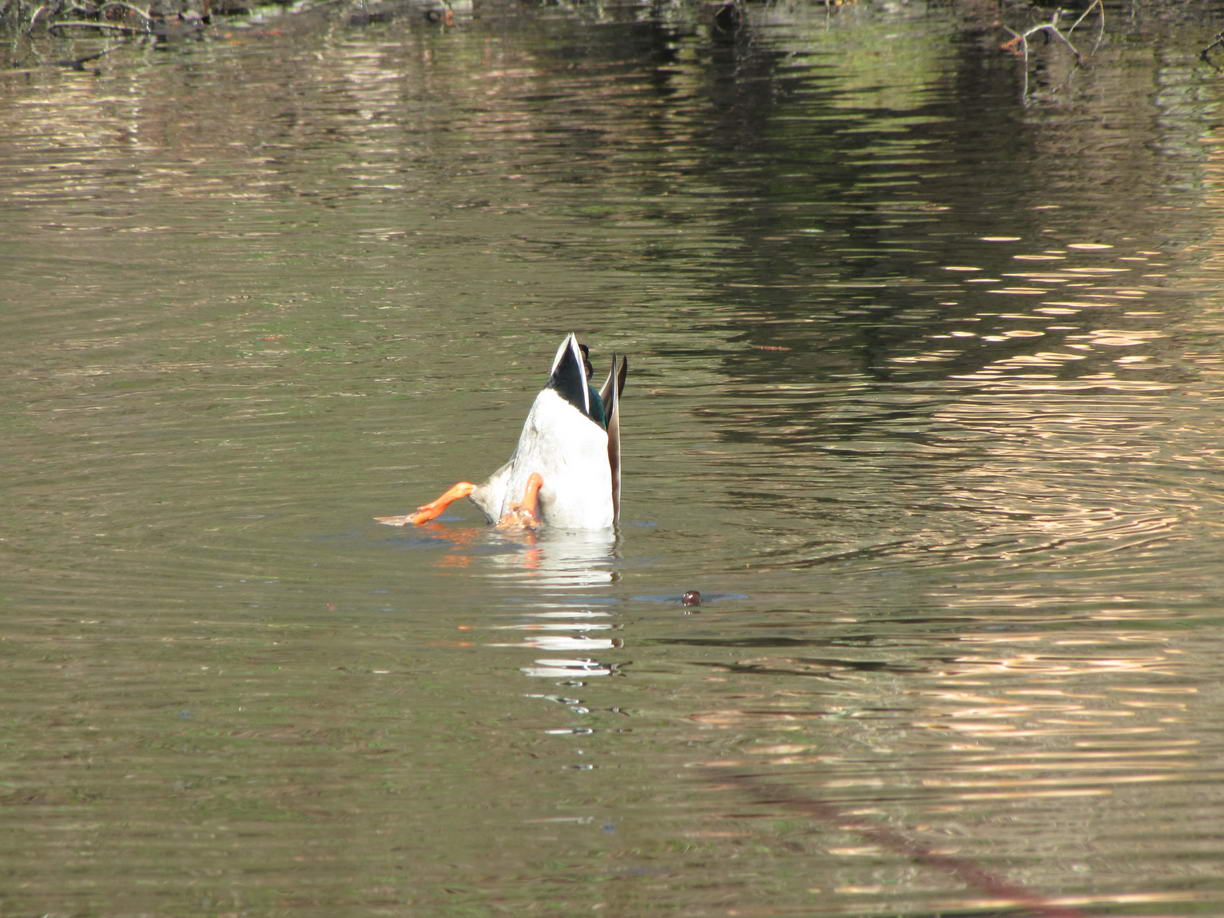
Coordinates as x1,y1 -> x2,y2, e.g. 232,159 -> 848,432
4,2 -> 1224,914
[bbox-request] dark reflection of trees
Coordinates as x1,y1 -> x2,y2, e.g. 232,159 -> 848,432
527,1 -> 1219,453
466,1 -> 1219,453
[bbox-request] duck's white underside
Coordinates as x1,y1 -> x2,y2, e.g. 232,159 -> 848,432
471,388 -> 614,530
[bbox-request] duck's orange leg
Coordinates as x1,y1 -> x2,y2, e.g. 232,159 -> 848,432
375,481 -> 476,526
496,473 -> 543,531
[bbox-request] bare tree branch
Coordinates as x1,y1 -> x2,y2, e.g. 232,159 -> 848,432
1000,0 -> 1104,103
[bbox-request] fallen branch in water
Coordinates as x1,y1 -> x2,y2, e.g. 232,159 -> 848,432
1201,30 -> 1224,70
47,17 -> 148,32
53,46 -> 117,67
1001,19 -> 1080,63
1000,0 -> 1105,101
3,45 -> 118,75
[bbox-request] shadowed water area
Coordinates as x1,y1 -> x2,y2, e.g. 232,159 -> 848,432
4,1 -> 1224,914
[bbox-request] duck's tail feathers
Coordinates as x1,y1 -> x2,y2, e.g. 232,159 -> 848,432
548,333 -> 592,419
600,354 -> 628,521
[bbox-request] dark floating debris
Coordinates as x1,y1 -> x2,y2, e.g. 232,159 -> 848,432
681,590 -> 702,607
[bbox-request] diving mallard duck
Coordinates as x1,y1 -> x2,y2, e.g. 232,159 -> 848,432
376,333 -> 628,531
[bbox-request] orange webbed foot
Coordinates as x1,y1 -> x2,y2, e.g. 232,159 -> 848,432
496,473 -> 543,531
375,481 -> 476,526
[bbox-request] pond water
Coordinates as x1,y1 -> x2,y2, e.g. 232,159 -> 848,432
4,1 -> 1224,914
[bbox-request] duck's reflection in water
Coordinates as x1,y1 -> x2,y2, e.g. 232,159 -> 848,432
417,521 -> 621,590
410,522 -> 628,750
489,528 -> 624,688
472,527 -> 628,725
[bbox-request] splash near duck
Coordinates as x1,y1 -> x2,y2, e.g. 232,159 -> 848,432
376,333 -> 627,531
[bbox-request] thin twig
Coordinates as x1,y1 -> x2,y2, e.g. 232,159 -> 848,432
1065,0 -> 1105,54
1036,23 -> 1081,61
1202,31 -> 1224,70
1012,11 -> 1081,63
1065,0 -> 1101,35
26,3 -> 47,32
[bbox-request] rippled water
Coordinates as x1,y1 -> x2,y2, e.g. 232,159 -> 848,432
4,1 -> 1224,915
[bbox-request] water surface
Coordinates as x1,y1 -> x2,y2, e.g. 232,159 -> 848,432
4,2 -> 1224,915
